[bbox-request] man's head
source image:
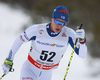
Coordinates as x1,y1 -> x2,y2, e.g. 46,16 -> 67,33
50,6 -> 69,33
52,5 -> 69,22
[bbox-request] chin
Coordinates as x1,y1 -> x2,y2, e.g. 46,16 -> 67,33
55,31 -> 60,33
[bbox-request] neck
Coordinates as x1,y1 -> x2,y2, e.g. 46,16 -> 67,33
50,23 -> 54,32
46,23 -> 59,37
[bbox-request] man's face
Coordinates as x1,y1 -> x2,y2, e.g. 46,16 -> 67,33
50,18 -> 67,33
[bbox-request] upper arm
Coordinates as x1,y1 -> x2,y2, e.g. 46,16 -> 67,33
68,28 -> 76,47
20,25 -> 38,42
68,28 -> 79,54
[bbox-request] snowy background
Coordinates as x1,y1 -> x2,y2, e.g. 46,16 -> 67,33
0,3 -> 100,80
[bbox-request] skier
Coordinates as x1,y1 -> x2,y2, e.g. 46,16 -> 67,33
2,5 -> 87,80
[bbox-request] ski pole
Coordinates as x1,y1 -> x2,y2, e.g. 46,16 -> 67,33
0,73 -> 6,80
63,24 -> 83,80
0,68 -> 14,80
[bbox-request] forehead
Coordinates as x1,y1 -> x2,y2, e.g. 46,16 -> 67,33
55,18 -> 66,23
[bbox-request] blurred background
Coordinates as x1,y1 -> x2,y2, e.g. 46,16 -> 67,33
0,0 -> 100,80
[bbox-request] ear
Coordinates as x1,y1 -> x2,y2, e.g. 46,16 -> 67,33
51,18 -> 54,22
51,18 -> 53,21
51,18 -> 53,23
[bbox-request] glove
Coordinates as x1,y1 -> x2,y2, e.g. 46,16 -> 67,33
76,29 -> 85,39
2,59 -> 13,74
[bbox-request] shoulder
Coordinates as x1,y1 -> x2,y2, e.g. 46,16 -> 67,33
67,26 -> 76,37
62,26 -> 76,39
63,26 -> 75,33
25,24 -> 39,32
25,23 -> 47,32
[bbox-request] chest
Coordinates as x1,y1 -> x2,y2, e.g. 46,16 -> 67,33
34,27 -> 69,52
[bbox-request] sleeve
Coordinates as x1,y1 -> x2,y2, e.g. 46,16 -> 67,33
6,25 -> 38,61
68,28 -> 87,58
20,25 -> 38,42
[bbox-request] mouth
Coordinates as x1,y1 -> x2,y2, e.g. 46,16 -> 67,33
56,28 -> 60,31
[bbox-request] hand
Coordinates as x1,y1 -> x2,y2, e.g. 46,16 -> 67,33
2,59 -> 13,74
76,29 -> 85,39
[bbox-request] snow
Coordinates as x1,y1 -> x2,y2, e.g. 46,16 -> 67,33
0,3 -> 100,80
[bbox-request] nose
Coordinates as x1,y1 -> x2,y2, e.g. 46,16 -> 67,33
57,24 -> 62,28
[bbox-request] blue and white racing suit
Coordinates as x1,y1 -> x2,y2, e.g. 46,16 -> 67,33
7,23 -> 87,80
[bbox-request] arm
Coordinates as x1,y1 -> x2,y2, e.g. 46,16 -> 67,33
2,24 -> 38,74
7,24 -> 38,61
7,36 -> 23,61
68,28 -> 87,58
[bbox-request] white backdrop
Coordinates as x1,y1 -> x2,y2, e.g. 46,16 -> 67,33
0,3 -> 100,80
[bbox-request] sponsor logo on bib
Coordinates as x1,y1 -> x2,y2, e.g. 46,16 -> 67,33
36,41 -> 64,48
39,30 -> 44,34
